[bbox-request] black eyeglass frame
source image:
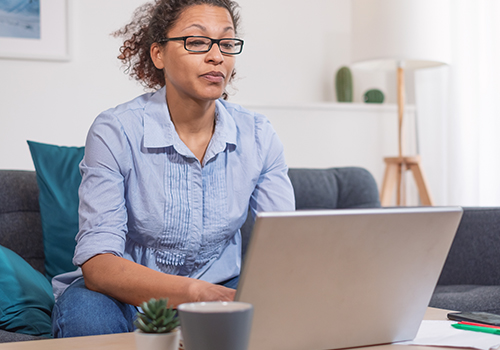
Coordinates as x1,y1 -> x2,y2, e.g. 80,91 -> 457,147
157,36 -> 244,55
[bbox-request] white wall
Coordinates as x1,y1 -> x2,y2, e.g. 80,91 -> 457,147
414,66 -> 450,207
233,0 -> 351,105
1,0 -> 146,170
1,0 -> 440,205
0,0 -> 400,171
244,103 -> 417,191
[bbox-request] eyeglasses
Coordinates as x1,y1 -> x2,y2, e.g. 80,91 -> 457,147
158,36 -> 244,55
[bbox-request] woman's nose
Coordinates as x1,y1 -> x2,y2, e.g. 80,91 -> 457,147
205,43 -> 224,64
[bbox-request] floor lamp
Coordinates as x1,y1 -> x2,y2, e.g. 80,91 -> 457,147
351,0 -> 451,206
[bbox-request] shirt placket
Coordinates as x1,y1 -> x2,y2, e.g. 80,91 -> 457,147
178,159 -> 203,275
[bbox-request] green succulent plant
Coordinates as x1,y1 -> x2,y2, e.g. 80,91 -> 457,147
134,298 -> 180,333
364,89 -> 385,103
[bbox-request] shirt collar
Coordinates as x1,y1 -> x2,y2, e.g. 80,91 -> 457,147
143,86 -> 176,148
143,87 -> 238,156
209,99 -> 238,152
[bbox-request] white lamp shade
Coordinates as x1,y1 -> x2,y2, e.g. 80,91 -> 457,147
351,0 -> 451,70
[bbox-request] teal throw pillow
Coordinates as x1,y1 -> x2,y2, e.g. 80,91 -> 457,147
27,141 -> 84,281
0,245 -> 54,337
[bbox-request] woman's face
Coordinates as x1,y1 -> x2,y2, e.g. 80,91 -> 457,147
151,4 -> 237,103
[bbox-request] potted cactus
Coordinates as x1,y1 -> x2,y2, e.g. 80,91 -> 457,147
134,298 -> 181,350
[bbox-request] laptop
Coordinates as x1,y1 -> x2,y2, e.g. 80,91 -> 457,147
235,207 -> 463,350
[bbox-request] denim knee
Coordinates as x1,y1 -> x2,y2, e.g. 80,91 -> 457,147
219,275 -> 239,289
52,278 -> 137,338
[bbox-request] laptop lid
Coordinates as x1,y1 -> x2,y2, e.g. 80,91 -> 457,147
235,207 -> 463,350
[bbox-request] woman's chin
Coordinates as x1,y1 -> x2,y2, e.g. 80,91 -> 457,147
174,85 -> 226,103
198,89 -> 225,101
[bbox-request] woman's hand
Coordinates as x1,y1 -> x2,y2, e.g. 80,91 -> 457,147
187,279 -> 236,302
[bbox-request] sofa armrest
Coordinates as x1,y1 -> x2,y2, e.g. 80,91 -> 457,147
437,207 -> 500,286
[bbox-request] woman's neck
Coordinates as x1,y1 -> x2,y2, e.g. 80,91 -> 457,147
165,89 -> 217,164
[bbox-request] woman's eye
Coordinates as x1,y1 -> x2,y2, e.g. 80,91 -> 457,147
221,42 -> 235,50
188,40 -> 208,47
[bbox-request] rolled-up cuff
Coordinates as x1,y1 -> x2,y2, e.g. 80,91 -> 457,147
72,231 -> 126,267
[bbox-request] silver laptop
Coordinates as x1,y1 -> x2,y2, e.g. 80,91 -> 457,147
235,207 -> 463,350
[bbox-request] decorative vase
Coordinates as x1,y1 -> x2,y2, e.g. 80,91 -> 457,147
335,66 -> 353,102
363,89 -> 385,103
134,328 -> 180,350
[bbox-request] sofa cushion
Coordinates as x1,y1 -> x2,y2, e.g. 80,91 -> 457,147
437,207 -> 500,286
430,285 -> 500,314
0,245 -> 54,337
0,171 -> 45,273
288,167 -> 381,209
27,141 -> 84,280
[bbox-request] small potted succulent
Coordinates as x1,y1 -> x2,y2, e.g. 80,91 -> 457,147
134,298 -> 181,350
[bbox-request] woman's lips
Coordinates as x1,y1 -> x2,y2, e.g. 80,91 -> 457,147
201,71 -> 225,83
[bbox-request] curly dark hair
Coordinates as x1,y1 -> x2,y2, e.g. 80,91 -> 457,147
113,0 -> 241,98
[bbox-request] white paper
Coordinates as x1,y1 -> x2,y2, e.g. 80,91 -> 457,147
399,320 -> 500,350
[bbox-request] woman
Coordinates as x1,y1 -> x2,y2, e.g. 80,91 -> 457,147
51,0 -> 295,337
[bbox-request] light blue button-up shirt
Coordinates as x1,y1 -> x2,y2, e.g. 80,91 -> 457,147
54,87 -> 295,297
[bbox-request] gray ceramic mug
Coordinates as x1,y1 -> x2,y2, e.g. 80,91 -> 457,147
178,301 -> 253,350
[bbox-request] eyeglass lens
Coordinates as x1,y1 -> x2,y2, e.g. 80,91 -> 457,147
185,37 -> 243,54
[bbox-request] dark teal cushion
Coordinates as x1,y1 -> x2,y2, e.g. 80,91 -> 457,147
0,245 -> 54,337
27,141 -> 84,280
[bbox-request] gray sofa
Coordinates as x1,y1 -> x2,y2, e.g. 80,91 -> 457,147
430,207 -> 500,313
1,167 -> 499,342
0,167 -> 380,342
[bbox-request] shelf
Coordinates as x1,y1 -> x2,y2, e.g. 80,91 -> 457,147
238,102 -> 416,113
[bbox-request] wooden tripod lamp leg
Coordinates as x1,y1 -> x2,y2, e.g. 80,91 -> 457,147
379,63 -> 434,207
380,157 -> 400,206
407,156 -> 434,206
380,156 -> 434,206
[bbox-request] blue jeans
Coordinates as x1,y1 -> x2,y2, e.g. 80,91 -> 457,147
52,278 -> 137,338
52,275 -> 240,338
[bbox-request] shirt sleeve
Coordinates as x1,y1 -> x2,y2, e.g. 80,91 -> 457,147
73,111 -> 131,267
249,116 -> 295,218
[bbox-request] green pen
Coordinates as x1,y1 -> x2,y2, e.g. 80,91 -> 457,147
452,323 -> 500,335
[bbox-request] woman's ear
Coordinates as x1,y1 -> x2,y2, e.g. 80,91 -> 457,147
150,43 -> 165,70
